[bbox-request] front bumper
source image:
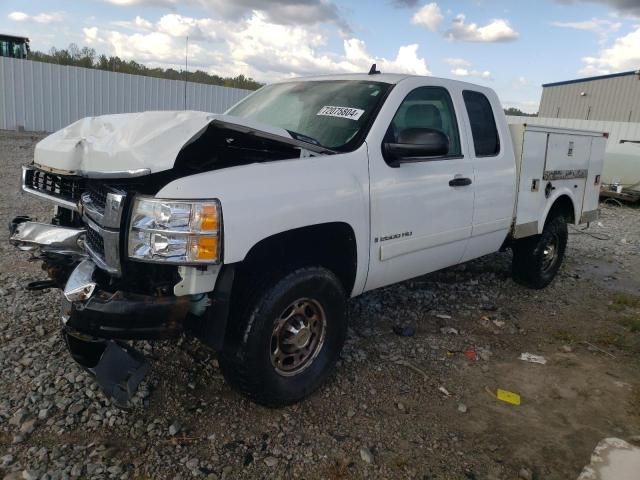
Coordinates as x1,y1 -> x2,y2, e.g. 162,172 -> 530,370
10,215 -> 234,407
64,282 -> 191,339
9,217 -> 86,258
10,219 -> 191,340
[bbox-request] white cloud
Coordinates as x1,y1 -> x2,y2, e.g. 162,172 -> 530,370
552,18 -> 621,43
552,18 -> 620,31
83,12 -> 431,80
102,0 -> 350,31
445,58 -> 492,79
445,57 -> 471,67
411,3 -> 444,31
83,27 -> 99,42
156,13 -> 220,40
450,68 -> 469,76
578,25 -> 640,75
8,12 -> 29,22
450,67 -> 492,80
446,14 -> 519,42
8,11 -> 64,24
32,12 -> 64,23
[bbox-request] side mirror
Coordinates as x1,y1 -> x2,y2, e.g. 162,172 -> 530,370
383,128 -> 449,166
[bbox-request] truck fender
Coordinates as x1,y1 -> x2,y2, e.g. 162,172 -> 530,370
156,149 -> 371,297
537,188 -> 577,234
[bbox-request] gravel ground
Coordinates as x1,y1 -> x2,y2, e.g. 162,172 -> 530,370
1,130 -> 639,480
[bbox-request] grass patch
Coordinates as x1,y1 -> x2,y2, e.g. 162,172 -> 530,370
629,385 -> 640,418
619,316 -> 640,333
591,332 -> 640,355
609,293 -> 640,312
326,459 -> 350,479
591,333 -> 627,350
553,330 -> 576,343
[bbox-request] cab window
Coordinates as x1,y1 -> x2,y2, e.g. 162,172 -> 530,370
384,86 -> 462,161
463,90 -> 500,156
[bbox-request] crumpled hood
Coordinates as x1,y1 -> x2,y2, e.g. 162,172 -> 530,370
33,111 -> 298,177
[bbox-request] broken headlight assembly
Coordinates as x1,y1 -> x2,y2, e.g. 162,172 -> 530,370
127,197 -> 221,264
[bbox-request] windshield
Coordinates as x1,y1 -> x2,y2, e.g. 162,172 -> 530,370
226,80 -> 392,151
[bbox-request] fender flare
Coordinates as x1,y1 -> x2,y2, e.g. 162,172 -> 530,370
537,188 -> 578,234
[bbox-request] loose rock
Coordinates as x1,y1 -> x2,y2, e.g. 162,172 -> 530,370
360,447 -> 374,464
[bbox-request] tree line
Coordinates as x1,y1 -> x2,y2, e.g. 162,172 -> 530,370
504,107 -> 537,117
29,43 -> 263,91
24,45 -> 541,110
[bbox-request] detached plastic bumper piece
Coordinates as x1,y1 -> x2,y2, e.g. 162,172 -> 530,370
64,331 -> 150,409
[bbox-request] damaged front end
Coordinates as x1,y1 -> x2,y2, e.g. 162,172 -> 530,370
9,217 -> 154,408
9,110 -> 327,408
9,166 -> 223,409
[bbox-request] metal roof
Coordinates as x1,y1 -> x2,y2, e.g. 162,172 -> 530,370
0,33 -> 29,42
543,70 -> 640,88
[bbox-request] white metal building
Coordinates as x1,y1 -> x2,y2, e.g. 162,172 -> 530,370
539,70 -> 640,122
533,70 -> 640,193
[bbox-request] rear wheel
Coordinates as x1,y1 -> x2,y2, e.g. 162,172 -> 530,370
219,266 -> 347,407
512,214 -> 568,289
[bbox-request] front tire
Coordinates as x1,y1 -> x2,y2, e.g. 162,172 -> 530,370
512,215 -> 568,289
219,267 -> 347,407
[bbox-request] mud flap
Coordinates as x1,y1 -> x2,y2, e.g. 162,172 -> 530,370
64,331 -> 150,409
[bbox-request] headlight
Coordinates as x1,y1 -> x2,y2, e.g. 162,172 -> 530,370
128,197 -> 221,264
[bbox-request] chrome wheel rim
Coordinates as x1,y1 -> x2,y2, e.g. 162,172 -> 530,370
270,298 -> 327,376
541,235 -> 559,272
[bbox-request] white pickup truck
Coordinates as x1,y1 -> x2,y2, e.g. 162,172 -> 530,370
10,71 -> 606,407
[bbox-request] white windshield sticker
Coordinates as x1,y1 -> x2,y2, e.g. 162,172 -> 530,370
317,105 -> 365,121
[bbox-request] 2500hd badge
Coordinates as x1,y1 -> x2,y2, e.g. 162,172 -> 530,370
375,231 -> 413,243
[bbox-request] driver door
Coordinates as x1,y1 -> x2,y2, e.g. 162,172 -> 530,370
364,84 -> 475,291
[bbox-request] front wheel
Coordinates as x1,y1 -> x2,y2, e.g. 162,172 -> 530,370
219,267 -> 347,407
512,215 -> 568,289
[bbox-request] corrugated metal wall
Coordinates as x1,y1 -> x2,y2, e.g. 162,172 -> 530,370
0,56 -> 253,132
538,73 -> 640,122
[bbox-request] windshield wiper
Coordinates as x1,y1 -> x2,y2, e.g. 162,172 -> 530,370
286,130 -> 324,148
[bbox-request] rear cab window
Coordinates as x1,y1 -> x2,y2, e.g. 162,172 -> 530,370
462,90 -> 500,157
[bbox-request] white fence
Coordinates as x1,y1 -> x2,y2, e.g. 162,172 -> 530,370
0,56 -> 252,132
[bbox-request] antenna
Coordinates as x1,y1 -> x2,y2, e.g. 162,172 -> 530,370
184,36 -> 189,110
368,63 -> 381,75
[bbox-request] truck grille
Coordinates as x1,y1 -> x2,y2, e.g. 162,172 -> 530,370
86,181 -> 125,211
85,225 -> 105,259
87,183 -> 108,210
23,166 -> 84,206
21,166 -> 126,276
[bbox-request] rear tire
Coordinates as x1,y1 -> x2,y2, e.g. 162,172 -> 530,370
219,266 -> 347,407
512,215 -> 568,289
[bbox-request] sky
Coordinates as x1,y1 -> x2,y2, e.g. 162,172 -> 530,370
1,0 -> 640,113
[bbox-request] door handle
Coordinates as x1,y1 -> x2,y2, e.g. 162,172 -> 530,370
449,177 -> 472,187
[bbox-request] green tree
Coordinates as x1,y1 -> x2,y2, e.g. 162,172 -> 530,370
29,43 -> 263,91
504,107 -> 537,117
